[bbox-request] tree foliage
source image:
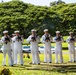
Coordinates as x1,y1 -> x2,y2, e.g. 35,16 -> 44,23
0,1 -> 76,37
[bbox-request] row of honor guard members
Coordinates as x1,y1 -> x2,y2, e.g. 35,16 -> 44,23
0,29 -> 76,66
27,29 -> 76,64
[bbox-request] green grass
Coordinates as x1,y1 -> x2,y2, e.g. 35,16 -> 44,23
0,51 -> 76,75
63,36 -> 68,41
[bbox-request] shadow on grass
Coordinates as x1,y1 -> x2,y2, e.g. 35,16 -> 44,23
25,63 -> 76,74
1,63 -> 76,74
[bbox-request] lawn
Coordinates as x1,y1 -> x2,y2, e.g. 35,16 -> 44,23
0,52 -> 76,75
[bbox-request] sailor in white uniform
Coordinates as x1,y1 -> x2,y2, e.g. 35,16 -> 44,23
27,29 -> 40,64
10,34 -> 16,63
42,29 -> 52,63
53,31 -> 64,63
66,32 -> 76,62
13,31 -> 23,65
1,30 -> 13,66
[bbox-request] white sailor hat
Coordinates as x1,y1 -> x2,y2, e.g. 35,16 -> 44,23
44,29 -> 48,32
14,30 -> 20,33
12,34 -> 16,36
69,32 -> 73,34
56,31 -> 60,33
31,29 -> 36,32
3,30 -> 8,34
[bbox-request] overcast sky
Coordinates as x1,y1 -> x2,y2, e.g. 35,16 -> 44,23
1,0 -> 76,6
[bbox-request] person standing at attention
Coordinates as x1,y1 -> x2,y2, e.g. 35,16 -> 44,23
42,29 -> 52,63
53,31 -> 64,63
27,29 -> 40,65
1,30 -> 13,66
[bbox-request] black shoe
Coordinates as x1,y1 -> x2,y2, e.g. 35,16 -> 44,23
21,64 -> 23,66
10,65 -> 13,66
3,65 -> 6,66
38,63 -> 40,65
27,56 -> 30,58
49,62 -> 52,63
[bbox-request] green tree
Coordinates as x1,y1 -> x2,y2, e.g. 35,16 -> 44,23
0,1 -> 75,37
50,0 -> 65,6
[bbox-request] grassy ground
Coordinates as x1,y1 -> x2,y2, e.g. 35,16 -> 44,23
0,52 -> 76,75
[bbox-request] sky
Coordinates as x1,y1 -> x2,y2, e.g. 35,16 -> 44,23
0,0 -> 76,6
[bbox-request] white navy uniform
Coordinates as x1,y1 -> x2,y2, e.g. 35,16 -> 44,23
1,35 -> 13,66
11,38 -> 14,63
42,34 -> 52,63
27,34 -> 40,64
53,36 -> 63,63
66,36 -> 76,62
13,35 -> 23,65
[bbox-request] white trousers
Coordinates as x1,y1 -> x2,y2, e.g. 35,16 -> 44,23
44,47 -> 52,62
11,44 -> 14,63
68,44 -> 76,62
55,47 -> 63,63
2,49 -> 13,66
14,48 -> 23,65
31,47 -> 40,64
69,49 -> 76,62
